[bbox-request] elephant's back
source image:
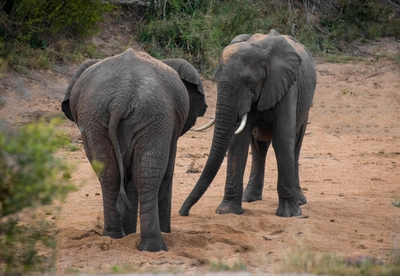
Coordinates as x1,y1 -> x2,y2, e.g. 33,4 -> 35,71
70,48 -> 189,129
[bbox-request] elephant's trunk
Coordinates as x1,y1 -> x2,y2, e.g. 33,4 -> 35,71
179,82 -> 238,216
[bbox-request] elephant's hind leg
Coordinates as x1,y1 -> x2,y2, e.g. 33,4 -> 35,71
134,149 -> 168,252
294,119 -> 309,206
81,126 -> 124,238
121,180 -> 138,235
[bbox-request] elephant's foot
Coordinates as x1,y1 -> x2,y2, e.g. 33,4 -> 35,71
242,188 -> 262,202
297,190 -> 307,205
102,229 -> 124,239
138,235 -> 167,252
216,201 -> 244,215
276,196 -> 302,217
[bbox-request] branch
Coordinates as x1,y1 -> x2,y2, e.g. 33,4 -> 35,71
104,0 -> 150,7
386,0 -> 400,10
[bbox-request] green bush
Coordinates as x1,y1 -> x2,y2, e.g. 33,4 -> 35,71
139,0 -> 400,78
321,0 -> 400,42
140,0 -> 267,77
0,119 -> 75,273
1,0 -> 113,47
138,0 -> 338,77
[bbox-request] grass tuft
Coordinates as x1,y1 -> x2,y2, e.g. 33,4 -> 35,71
277,239 -> 400,276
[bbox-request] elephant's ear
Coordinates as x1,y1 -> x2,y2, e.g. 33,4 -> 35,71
62,59 -> 100,122
230,34 -> 252,44
162,58 -> 207,136
257,32 -> 301,111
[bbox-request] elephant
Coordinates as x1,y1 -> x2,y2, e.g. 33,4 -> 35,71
179,29 -> 316,218
61,48 -> 207,252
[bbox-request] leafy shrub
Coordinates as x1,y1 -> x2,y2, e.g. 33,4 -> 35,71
138,0 -> 340,77
0,119 -> 75,273
0,0 -> 113,72
1,0 -> 113,45
139,0 -> 400,78
320,0 -> 400,42
140,0 -> 267,77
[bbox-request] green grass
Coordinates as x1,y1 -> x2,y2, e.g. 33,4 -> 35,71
391,198 -> 400,208
138,0 -> 400,78
66,144 -> 82,152
5,39 -> 106,73
340,88 -> 356,96
277,239 -> 400,276
111,264 -> 140,274
209,259 -> 247,272
1,0 -> 399,76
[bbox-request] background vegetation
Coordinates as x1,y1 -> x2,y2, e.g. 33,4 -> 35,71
1,0 -> 400,76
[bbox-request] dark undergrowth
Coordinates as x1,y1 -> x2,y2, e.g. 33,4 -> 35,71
1,0 -> 400,77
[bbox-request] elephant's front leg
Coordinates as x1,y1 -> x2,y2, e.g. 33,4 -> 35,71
242,136 -> 270,202
273,88 -> 302,217
273,136 -> 302,217
216,127 -> 252,215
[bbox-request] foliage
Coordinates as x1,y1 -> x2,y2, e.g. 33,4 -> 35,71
391,198 -> 400,207
138,0 -> 400,77
1,0 -> 113,45
140,0 -> 267,77
0,0 -> 112,72
1,0 -> 399,75
320,0 -> 400,42
277,239 -> 400,276
0,119 -> 75,273
209,259 -> 247,272
4,39 -> 106,73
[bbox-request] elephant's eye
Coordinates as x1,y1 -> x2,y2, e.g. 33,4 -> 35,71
245,77 -> 254,87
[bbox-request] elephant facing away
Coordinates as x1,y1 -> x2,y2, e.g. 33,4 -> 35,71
62,49 -> 207,252
180,29 -> 316,218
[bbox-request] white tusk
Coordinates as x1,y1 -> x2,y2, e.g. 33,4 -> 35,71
193,118 -> 215,131
235,113 -> 248,134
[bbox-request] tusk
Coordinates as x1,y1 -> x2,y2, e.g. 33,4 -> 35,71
193,118 -> 215,131
235,113 -> 248,134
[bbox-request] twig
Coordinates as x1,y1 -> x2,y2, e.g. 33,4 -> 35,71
104,0 -> 150,7
365,72 -> 382,79
386,0 -> 400,10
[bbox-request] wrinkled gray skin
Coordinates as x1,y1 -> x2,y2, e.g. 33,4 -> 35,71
179,30 -> 316,217
62,49 -> 207,252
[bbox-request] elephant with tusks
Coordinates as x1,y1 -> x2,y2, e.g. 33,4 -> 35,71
180,29 -> 316,218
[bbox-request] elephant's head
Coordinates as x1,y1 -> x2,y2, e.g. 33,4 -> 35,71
61,59 -> 100,122
180,29 -> 302,215
162,58 -> 207,136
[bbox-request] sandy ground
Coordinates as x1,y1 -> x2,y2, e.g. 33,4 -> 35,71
0,36 -> 400,275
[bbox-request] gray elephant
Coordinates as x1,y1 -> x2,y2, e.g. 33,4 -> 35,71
179,29 -> 316,217
61,49 -> 207,252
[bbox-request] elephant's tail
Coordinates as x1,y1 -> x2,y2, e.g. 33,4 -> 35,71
109,113 -> 132,216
